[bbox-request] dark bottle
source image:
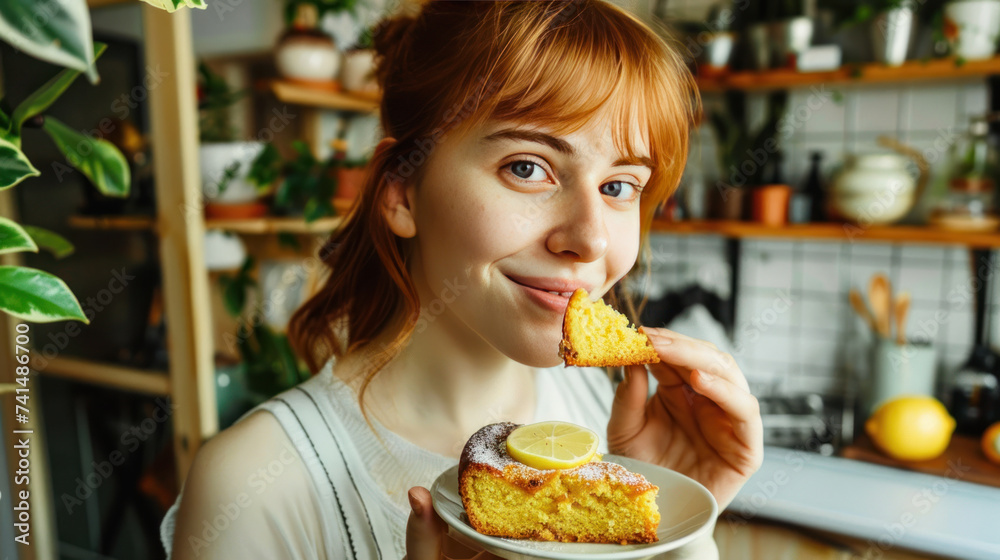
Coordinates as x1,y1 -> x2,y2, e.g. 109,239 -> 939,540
768,151 -> 785,185
947,251 -> 1000,435
803,151 -> 825,222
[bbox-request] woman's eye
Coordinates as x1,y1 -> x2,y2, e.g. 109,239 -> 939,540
600,180 -> 640,200
505,160 -> 548,182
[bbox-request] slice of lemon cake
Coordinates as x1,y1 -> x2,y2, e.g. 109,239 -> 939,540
458,421 -> 660,544
558,288 -> 660,366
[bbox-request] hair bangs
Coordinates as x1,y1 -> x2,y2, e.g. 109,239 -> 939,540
447,0 -> 697,236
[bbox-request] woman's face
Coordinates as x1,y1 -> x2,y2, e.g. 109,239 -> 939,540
401,113 -> 652,368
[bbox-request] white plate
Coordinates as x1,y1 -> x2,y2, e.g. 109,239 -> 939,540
430,454 -> 718,560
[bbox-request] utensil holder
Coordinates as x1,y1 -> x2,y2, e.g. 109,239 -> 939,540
866,338 -> 937,415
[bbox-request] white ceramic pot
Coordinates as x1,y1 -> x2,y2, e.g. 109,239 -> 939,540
199,142 -> 265,204
203,230 -> 247,272
945,0 -> 1000,60
872,6 -> 915,66
276,36 -> 341,82
828,153 -> 917,224
340,49 -> 379,94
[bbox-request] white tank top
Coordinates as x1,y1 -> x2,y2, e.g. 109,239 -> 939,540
159,361 -> 619,558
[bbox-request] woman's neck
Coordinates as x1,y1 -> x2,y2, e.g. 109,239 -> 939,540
334,309 -> 537,459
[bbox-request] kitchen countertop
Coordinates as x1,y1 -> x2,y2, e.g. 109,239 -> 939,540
724,446 -> 1000,560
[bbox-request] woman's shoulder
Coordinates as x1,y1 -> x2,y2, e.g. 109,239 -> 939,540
169,411 -> 327,558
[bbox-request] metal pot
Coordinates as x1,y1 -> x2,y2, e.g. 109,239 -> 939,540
872,5 -> 915,66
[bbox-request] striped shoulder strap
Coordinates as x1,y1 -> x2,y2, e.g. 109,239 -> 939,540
259,387 -> 397,560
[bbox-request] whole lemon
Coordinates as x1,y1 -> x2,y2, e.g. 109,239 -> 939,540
982,421 -> 1000,466
865,396 -> 956,461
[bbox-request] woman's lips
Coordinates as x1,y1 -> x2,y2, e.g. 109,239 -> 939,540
507,276 -> 571,313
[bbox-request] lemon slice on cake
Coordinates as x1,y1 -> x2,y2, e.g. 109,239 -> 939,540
505,421 -> 599,470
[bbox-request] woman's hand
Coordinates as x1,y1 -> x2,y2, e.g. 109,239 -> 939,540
403,487 -> 502,560
606,327 -> 764,511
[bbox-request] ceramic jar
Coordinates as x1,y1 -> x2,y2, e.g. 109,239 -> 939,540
340,49 -> 379,95
275,4 -> 340,84
828,153 -> 917,224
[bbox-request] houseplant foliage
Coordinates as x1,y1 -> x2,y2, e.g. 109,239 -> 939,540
246,140 -> 367,222
0,0 -> 204,323
219,256 -> 309,400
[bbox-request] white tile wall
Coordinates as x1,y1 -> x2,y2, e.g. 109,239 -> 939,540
670,79 -> 1000,401
648,232 -> 999,402
696,78 -> 989,188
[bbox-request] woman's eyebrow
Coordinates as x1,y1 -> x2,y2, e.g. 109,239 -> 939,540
480,128 -> 653,170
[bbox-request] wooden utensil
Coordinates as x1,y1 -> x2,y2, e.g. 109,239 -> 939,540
849,288 -> 878,334
868,274 -> 892,339
894,291 -> 911,345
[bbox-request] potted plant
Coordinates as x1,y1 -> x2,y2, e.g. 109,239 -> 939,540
248,141 -> 337,222
706,91 -> 787,220
768,0 -> 814,69
832,0 -> 949,65
275,0 -> 358,87
219,256 -> 309,403
197,62 -> 270,219
340,24 -> 380,97
944,0 -> 1000,60
330,138 -> 369,202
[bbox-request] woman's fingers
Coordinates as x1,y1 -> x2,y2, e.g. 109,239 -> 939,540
642,326 -> 718,350
607,364 -> 651,446
641,329 -> 750,392
690,369 -> 763,467
404,486 -> 447,560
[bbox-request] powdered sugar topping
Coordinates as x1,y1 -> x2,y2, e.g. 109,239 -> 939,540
462,423 -> 655,491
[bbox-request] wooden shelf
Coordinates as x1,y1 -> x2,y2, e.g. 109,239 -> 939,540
41,356 -> 171,396
651,219 -> 1000,247
87,0 -> 134,7
270,80 -> 380,112
841,432 -> 1000,489
68,214 -> 158,231
205,215 -> 344,234
697,56 -> 1000,92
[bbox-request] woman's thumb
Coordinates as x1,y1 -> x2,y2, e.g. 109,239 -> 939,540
404,486 -> 448,560
607,364 -> 649,448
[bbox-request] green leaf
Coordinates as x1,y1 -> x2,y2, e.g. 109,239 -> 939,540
22,225 -> 73,258
11,43 -> 108,134
42,116 -> 130,197
277,232 -> 300,251
222,278 -> 247,317
0,217 -> 38,255
138,0 -> 208,13
239,255 -> 255,275
247,143 -> 282,190
0,265 -> 87,323
0,0 -> 98,82
0,135 -> 39,190
0,109 -> 11,136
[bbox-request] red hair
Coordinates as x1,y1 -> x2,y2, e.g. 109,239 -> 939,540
289,0 -> 700,416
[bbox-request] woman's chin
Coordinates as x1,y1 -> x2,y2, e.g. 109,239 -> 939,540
498,336 -> 565,369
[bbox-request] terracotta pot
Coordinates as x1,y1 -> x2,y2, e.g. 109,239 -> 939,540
751,184 -> 793,226
708,184 -> 748,220
205,201 -> 269,220
335,166 -> 367,201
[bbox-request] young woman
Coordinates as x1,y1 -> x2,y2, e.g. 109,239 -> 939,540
161,1 -> 763,558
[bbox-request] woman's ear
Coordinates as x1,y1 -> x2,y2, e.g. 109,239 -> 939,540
376,137 -> 418,239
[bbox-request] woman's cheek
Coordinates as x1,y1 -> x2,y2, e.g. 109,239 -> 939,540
606,211 -> 641,279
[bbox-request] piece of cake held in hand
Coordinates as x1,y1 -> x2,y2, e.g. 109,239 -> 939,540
459,421 -> 660,544
559,288 -> 660,366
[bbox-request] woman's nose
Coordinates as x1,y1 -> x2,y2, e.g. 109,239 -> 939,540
545,188 -> 609,262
